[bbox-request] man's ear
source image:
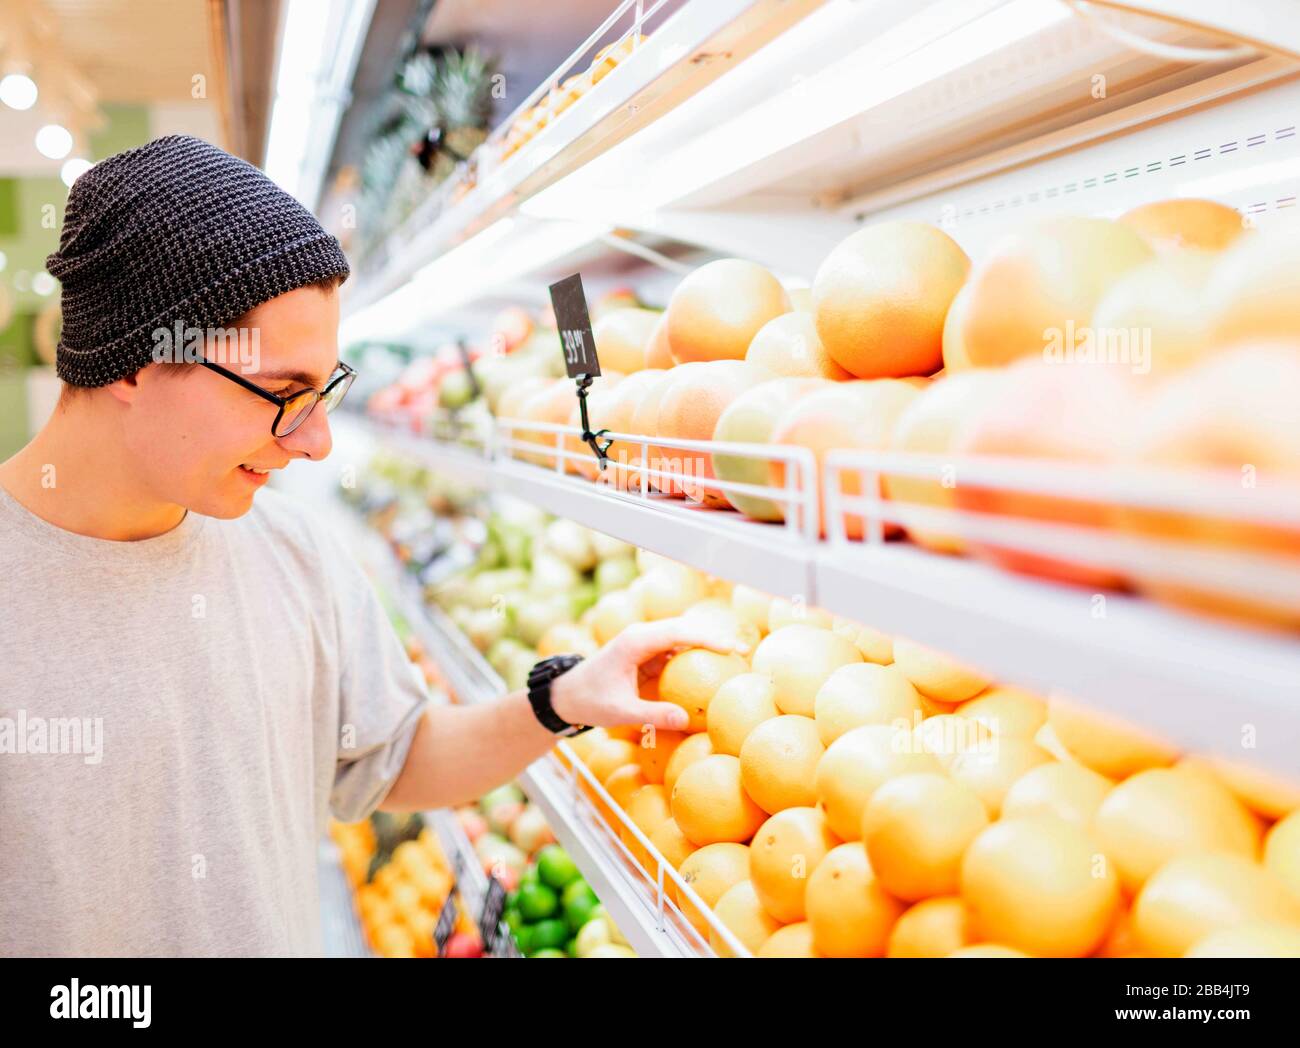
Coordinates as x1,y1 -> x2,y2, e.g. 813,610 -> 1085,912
103,368 -> 144,406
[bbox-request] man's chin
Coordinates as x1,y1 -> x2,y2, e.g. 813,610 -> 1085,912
188,480 -> 260,520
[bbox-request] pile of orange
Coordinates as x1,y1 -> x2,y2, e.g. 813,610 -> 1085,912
560,564 -> 1300,957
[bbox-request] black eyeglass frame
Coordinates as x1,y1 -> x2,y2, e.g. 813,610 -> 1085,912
198,359 -> 356,437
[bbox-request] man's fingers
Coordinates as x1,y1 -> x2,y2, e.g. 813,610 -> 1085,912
617,618 -> 749,663
626,699 -> 689,733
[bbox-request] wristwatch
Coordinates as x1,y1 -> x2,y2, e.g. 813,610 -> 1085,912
526,655 -> 592,737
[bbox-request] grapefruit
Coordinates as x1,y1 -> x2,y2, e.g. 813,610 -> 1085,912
770,379 -> 922,539
666,258 -> 791,364
1001,761 -> 1114,827
644,312 -> 674,370
1203,219 -> 1300,344
1046,696 -> 1178,779
592,308 -> 661,373
755,922 -> 820,957
658,649 -> 749,734
745,311 -> 851,380
882,369 -> 1008,554
1119,197 -> 1247,254
676,842 -> 751,937
655,360 -> 772,506
956,686 -> 1047,739
670,754 -> 767,846
663,732 -> 714,797
812,220 -> 970,378
1264,811 -> 1300,906
952,357 -> 1147,588
711,377 -> 829,520
946,737 -> 1054,818
958,216 -> 1154,367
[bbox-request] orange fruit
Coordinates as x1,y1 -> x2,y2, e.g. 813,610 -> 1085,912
1265,811 -> 1300,907
648,817 -> 698,905
667,258 -> 791,364
677,842 -> 751,937
671,754 -> 767,846
710,880 -> 783,958
891,638 -> 990,702
862,773 -> 989,900
591,307 -> 661,373
766,597 -> 834,633
1189,756 -> 1300,821
956,686 -> 1047,739
946,736 -> 1054,818
806,842 -> 903,957
658,648 -> 749,733
910,714 -> 995,771
636,728 -> 686,785
815,724 -> 942,841
830,617 -> 894,664
960,816 -> 1120,957
663,731 -> 715,797
751,624 -> 862,717
1134,853 -> 1300,957
1092,767 -> 1263,894
813,663 -> 924,747
739,715 -> 825,814
604,764 -> 649,815
1001,761 -> 1113,827
644,312 -> 674,370
730,585 -> 773,635
707,672 -> 780,756
756,921 -> 820,957
749,806 -> 839,923
621,784 -> 671,871
947,944 -> 1029,958
887,897 -> 974,958
1046,696 -> 1178,779
1093,907 -> 1150,958
812,220 -> 970,378
1185,923 -> 1300,958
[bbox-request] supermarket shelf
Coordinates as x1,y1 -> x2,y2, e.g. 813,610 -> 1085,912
345,0 -> 826,317
814,545 -> 1300,778
351,417 -> 1300,777
318,838 -> 371,959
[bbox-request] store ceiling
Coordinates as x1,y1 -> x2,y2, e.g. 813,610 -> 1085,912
0,0 -> 280,174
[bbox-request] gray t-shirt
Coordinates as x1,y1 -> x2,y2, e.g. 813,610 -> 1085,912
0,484 -> 427,957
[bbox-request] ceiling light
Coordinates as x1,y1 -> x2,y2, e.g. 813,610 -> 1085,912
0,73 -> 38,110
61,157 -> 92,187
36,123 -> 73,159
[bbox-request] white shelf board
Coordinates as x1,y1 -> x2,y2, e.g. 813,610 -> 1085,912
814,544 -> 1300,778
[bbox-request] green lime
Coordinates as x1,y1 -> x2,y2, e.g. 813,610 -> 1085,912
513,924 -> 534,955
563,886 -> 599,933
516,883 -> 558,922
536,845 -> 581,890
530,948 -> 568,959
529,917 -> 570,953
503,907 -> 525,936
519,866 -> 540,891
566,936 -> 579,958
562,879 -> 598,909
505,889 -> 520,910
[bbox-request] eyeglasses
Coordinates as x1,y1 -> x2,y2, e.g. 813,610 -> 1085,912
199,360 -> 356,437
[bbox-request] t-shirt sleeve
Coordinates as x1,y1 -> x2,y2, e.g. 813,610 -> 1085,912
325,534 -> 429,823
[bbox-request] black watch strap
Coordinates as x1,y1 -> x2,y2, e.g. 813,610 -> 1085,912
527,655 -> 591,737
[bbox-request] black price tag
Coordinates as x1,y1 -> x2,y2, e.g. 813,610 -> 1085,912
549,274 -> 601,377
478,875 -> 508,954
433,892 -> 458,956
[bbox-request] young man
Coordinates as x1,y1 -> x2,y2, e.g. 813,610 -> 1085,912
0,135 -> 732,957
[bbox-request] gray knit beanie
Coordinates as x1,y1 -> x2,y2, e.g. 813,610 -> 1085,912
47,134 -> 350,387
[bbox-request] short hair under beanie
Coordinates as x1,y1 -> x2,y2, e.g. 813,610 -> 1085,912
46,134 -> 350,387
